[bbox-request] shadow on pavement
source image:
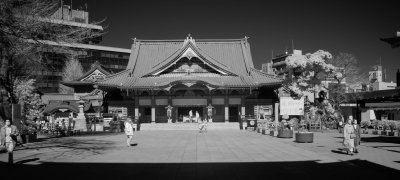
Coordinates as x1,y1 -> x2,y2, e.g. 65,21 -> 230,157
361,136 -> 400,144
1,159 -> 399,179
15,158 -> 40,164
13,138 -> 116,154
331,149 -> 348,155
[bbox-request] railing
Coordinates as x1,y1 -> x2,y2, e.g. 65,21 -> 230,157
309,121 -> 322,132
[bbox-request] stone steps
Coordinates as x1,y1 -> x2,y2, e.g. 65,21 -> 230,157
139,122 -> 242,130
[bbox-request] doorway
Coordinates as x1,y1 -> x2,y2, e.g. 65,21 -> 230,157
229,106 -> 239,122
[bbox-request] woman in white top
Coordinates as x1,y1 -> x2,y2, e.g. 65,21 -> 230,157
124,118 -> 134,146
195,111 -> 200,123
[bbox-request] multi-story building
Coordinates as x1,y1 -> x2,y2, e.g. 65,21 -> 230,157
368,65 -> 397,91
261,62 -> 274,75
32,5 -> 130,93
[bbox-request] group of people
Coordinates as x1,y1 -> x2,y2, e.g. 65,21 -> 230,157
188,110 -> 201,123
342,116 -> 361,155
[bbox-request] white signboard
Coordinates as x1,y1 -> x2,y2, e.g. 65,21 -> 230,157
280,97 -> 304,115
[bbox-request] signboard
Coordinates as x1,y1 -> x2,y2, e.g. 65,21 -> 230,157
254,105 -> 272,120
108,106 -> 128,118
280,97 -> 304,115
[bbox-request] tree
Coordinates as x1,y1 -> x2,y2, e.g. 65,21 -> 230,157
59,55 -> 84,93
325,53 -> 368,113
0,0 -> 103,122
283,50 -> 338,127
13,78 -> 45,121
283,50 -> 336,97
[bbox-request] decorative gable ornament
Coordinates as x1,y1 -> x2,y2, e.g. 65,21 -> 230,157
82,70 -> 107,82
181,47 -> 199,60
183,82 -> 195,87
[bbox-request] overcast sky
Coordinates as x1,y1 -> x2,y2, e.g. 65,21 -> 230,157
71,0 -> 400,82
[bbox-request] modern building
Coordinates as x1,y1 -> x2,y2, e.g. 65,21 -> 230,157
368,65 -> 397,91
32,5 -> 130,93
95,36 -> 283,123
261,62 -> 274,75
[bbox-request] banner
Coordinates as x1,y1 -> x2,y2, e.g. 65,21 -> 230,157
280,97 -> 304,115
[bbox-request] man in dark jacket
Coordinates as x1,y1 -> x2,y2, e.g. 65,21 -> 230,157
352,119 -> 361,153
0,119 -> 20,166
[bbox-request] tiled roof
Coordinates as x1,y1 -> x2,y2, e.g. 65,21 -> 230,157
98,37 -> 283,89
43,101 -> 79,114
77,61 -> 111,81
41,93 -> 77,104
62,61 -> 112,87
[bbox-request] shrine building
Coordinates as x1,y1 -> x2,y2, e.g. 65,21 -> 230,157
95,36 -> 283,123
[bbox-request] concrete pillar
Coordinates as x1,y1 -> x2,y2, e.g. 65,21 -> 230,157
151,95 -> 156,123
275,103 -> 279,123
168,95 -> 172,123
241,95 -> 245,116
225,94 -> 229,122
134,95 -> 139,118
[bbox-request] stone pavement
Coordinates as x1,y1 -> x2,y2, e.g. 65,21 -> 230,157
1,129 -> 399,179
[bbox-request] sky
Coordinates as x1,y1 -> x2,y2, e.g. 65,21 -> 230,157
70,0 -> 400,82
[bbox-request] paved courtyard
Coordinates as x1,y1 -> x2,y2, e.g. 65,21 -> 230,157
1,130 -> 399,179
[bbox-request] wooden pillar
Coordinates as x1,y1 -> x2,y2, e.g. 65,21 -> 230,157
356,100 -> 360,123
224,91 -> 229,123
168,94 -> 172,123
275,102 -> 279,123
241,94 -> 245,116
151,94 -> 155,123
134,94 -> 139,118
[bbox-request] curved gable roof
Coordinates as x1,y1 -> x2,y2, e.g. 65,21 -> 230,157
127,37 -> 253,77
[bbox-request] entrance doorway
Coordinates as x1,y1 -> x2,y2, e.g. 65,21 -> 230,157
229,106 -> 239,122
177,107 -> 203,122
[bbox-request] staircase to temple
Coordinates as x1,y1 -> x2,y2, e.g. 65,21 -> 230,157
139,122 -> 243,131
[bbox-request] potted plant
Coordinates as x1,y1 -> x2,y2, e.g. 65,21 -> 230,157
267,122 -> 275,136
371,119 -> 379,135
379,120 -> 389,135
396,121 -> 400,137
295,120 -> 313,143
360,120 -> 371,134
388,120 -> 396,136
21,125 -> 37,143
277,119 -> 294,138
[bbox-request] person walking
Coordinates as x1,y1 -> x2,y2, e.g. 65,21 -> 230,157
352,119 -> 361,153
343,117 -> 355,155
195,111 -> 200,123
0,119 -> 20,166
198,118 -> 207,133
189,110 -> 193,123
124,118 -> 134,147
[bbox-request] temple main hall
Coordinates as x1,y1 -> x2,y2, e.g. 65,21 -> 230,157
96,36 -> 283,123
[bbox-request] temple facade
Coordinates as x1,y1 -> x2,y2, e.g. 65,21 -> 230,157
95,36 -> 283,123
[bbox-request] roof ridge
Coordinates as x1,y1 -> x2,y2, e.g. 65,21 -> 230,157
250,68 -> 283,80
99,69 -> 130,81
135,38 -> 246,43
